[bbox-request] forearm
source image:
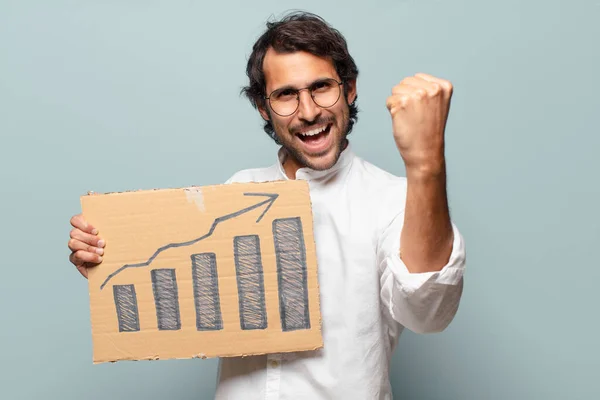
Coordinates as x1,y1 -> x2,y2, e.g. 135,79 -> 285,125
400,160 -> 454,273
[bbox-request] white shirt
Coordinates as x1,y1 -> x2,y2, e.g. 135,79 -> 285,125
215,143 -> 466,400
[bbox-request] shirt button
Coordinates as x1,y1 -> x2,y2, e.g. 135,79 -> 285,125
270,360 -> 279,368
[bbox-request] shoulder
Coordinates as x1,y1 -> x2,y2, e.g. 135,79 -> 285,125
348,155 -> 408,230
351,155 -> 407,195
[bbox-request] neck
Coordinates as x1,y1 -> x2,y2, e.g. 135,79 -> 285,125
281,139 -> 349,179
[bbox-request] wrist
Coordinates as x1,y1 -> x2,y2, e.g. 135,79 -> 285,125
404,156 -> 446,181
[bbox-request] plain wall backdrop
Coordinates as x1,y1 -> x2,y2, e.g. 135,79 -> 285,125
1,1 -> 598,399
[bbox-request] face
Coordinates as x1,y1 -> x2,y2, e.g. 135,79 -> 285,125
259,49 -> 357,172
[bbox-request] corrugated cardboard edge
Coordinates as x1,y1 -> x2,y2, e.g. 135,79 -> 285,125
81,180 -> 323,364
93,344 -> 325,364
82,180 -> 293,197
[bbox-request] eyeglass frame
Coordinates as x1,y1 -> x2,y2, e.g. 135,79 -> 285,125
264,78 -> 345,117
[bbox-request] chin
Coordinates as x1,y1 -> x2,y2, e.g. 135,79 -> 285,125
306,155 -> 337,170
300,146 -> 341,171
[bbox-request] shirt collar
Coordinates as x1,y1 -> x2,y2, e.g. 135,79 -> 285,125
275,140 -> 355,181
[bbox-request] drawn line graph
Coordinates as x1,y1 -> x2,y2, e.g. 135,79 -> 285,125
99,192 -> 278,290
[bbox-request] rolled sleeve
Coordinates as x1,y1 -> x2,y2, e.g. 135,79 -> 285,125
378,216 -> 466,334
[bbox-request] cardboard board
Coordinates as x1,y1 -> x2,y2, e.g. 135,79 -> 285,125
80,180 -> 322,364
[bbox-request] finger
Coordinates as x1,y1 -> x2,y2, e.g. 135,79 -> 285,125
386,93 -> 413,112
414,72 -> 446,84
70,249 -> 103,266
390,84 -> 428,107
68,238 -> 104,256
414,73 -> 453,96
399,76 -> 441,96
70,214 -> 99,235
70,227 -> 105,248
391,84 -> 416,96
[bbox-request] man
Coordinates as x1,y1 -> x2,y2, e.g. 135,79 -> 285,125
68,11 -> 466,400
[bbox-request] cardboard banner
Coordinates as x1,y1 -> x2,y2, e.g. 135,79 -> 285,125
80,180 -> 322,364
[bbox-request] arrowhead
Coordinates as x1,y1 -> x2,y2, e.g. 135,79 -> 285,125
243,193 -> 279,223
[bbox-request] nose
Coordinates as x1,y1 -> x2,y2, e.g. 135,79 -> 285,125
296,89 -> 321,122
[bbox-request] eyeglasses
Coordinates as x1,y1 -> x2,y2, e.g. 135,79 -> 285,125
265,78 -> 343,117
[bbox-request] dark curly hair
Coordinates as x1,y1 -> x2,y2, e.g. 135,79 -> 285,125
241,11 -> 360,144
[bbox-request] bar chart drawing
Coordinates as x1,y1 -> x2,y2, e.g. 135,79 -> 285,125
151,269 -> 181,331
113,284 -> 140,332
273,217 -> 311,331
100,192 -> 312,335
192,252 -> 223,331
234,235 -> 268,330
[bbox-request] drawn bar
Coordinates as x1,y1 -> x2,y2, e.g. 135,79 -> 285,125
113,284 -> 140,332
273,217 -> 311,331
234,235 -> 267,330
151,269 -> 181,330
191,253 -> 223,330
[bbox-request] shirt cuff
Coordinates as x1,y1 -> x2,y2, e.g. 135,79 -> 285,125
379,223 -> 466,333
382,223 -> 465,295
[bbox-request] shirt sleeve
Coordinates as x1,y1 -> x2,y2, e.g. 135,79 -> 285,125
224,174 -> 237,184
224,172 -> 249,184
376,210 -> 466,334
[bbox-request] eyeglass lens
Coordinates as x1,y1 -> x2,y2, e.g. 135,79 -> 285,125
268,78 -> 342,116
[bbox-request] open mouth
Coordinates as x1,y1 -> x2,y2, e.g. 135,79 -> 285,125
295,123 -> 332,152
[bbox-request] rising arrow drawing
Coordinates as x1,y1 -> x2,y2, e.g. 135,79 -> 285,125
99,192 -> 279,290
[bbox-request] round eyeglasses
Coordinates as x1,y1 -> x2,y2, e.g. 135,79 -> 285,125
265,78 -> 343,117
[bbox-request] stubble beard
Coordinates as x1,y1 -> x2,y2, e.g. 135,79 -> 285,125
273,105 -> 351,171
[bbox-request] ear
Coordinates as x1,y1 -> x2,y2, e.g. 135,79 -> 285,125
258,104 -> 270,122
345,79 -> 357,105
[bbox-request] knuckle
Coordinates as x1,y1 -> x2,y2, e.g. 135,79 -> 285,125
386,96 -> 394,109
69,228 -> 77,239
70,254 -> 82,268
439,79 -> 452,91
70,251 -> 82,265
431,83 -> 442,95
414,89 -> 427,99
68,238 -> 78,250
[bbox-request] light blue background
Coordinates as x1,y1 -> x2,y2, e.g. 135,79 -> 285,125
1,1 -> 598,399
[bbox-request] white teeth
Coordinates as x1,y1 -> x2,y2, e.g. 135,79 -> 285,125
299,125 -> 327,136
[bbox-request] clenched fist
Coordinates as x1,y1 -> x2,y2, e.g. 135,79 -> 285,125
386,73 -> 453,174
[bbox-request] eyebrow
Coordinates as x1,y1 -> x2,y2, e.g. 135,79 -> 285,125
270,77 -> 334,93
